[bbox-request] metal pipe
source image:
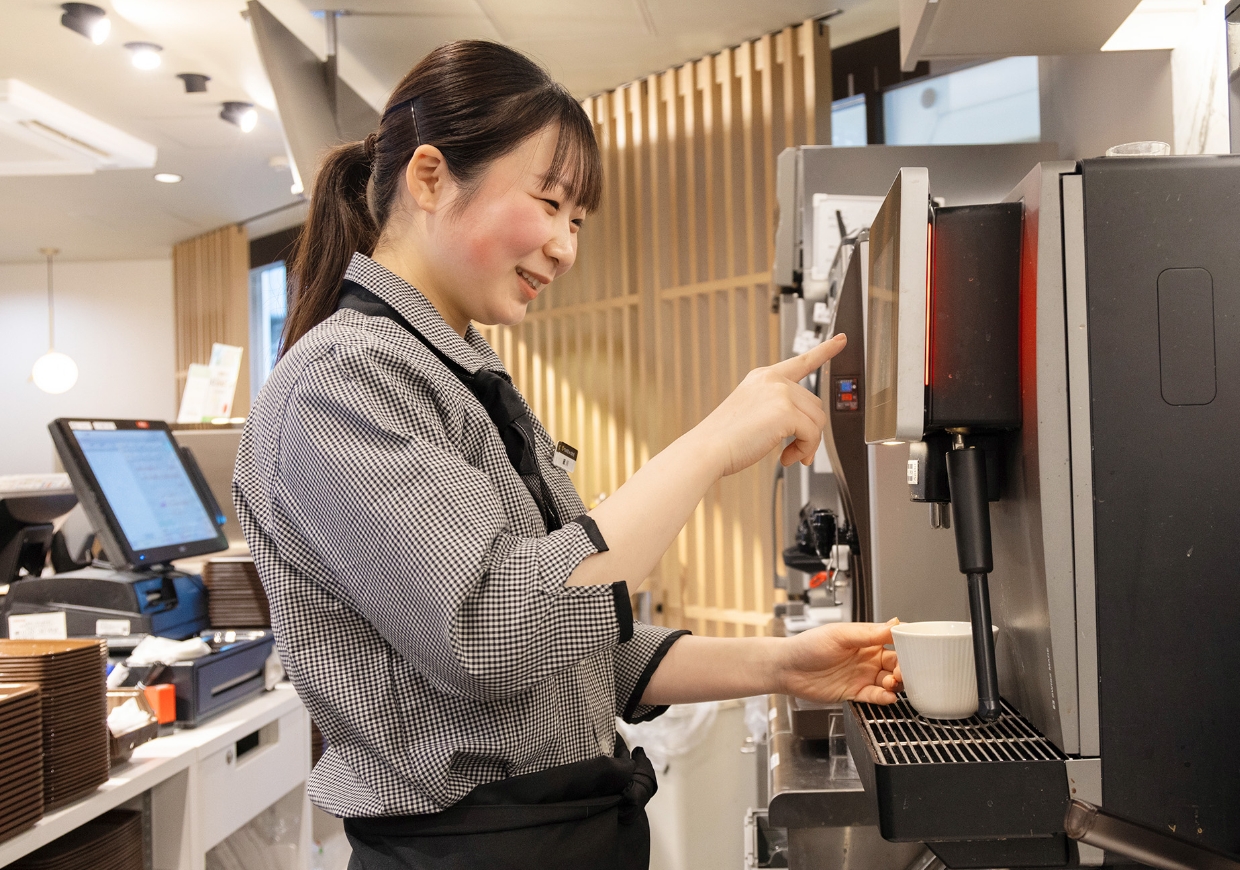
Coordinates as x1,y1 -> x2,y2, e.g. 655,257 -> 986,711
946,446 -> 1001,721
1066,800 -> 1240,870
966,572 -> 1001,721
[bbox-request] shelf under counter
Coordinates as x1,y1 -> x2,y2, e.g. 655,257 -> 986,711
0,683 -> 311,870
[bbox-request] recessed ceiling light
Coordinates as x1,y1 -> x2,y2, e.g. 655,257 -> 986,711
177,73 -> 210,94
60,3 -> 110,45
220,101 -> 258,133
125,42 -> 163,71
154,172 -> 182,183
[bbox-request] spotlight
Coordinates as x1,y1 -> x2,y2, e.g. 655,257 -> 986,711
177,73 -> 210,93
60,3 -> 110,45
220,101 -> 258,133
154,173 -> 182,183
125,42 -> 163,71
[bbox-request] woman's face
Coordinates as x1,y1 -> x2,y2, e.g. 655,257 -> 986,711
418,127 -> 585,331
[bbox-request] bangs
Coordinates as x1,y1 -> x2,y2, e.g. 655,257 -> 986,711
540,98 -> 603,213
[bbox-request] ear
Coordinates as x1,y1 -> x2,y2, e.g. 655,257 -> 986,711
405,144 -> 450,213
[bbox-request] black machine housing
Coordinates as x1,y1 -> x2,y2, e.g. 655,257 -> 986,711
844,156 -> 1240,868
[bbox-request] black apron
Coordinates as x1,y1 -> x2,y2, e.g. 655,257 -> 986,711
344,738 -> 657,870
335,283 -> 657,869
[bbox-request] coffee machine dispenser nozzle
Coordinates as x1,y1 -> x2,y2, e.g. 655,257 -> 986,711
946,442 -> 1003,722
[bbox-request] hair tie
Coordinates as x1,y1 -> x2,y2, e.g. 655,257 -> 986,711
363,131 -> 379,163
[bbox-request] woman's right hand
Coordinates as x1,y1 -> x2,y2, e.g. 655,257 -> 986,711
693,334 -> 847,477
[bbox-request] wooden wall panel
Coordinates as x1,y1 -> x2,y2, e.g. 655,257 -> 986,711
482,21 -> 829,636
172,224 -> 250,414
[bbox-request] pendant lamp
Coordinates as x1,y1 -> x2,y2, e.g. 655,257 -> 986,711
31,248 -> 78,395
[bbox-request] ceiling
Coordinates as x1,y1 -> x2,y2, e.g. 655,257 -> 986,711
1,0 -> 888,265
898,0 -> 1143,71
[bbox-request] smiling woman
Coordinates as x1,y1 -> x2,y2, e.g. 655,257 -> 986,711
234,38 -> 899,870
279,40 -> 601,352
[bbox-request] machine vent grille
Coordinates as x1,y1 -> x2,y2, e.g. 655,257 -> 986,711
853,696 -> 1066,765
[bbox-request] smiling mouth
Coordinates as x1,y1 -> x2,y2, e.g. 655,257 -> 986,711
516,267 -> 545,299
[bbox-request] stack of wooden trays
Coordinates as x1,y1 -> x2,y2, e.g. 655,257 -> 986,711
0,683 -> 44,843
0,640 -> 109,810
10,809 -> 143,870
203,556 -> 271,627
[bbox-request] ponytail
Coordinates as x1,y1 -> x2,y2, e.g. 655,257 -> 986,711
281,140 -> 378,355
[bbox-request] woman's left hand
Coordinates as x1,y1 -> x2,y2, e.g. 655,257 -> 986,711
779,619 -> 903,705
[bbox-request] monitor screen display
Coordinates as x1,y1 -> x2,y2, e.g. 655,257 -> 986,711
72,428 -> 219,553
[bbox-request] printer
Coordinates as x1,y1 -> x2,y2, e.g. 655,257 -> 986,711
5,418 -> 229,642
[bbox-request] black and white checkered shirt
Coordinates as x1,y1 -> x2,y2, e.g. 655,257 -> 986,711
234,254 -> 685,818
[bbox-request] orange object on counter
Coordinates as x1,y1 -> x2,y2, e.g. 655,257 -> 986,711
143,684 -> 176,725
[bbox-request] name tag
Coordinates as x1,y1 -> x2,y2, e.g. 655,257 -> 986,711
552,442 -> 578,472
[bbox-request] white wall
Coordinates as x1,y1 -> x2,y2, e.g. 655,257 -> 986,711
0,259 -> 176,475
1039,1 -> 1230,161
1039,50 -> 1176,160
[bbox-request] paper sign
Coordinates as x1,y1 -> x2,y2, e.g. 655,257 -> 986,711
177,364 -> 213,423
203,343 -> 243,419
177,343 -> 244,422
8,611 -> 68,640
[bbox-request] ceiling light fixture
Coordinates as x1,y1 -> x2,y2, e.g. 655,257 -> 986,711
60,3 -> 110,45
177,73 -> 210,94
154,172 -> 182,183
220,101 -> 258,133
125,42 -> 163,71
31,248 -> 79,395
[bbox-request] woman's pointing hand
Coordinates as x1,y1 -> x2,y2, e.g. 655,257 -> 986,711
694,334 -> 847,477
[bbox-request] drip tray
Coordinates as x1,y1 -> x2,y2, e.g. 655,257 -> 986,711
844,696 -> 1070,844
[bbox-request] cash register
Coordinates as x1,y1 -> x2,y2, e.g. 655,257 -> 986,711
6,418 -> 227,642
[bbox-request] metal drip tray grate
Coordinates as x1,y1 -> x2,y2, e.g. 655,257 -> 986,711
843,695 -> 1071,849
853,696 -> 1066,765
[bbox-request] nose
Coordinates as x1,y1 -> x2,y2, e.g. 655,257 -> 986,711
545,223 -> 576,277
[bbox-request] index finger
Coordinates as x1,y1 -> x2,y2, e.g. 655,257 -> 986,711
771,333 -> 847,383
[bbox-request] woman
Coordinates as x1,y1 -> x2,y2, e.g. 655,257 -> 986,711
234,40 -> 901,870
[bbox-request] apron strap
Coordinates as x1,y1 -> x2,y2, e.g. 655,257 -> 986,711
337,280 -> 564,533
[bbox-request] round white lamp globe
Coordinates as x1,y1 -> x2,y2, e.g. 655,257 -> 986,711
32,351 -> 79,394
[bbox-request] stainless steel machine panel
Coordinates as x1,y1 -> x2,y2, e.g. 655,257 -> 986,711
989,162 -> 1086,756
774,143 -> 1060,293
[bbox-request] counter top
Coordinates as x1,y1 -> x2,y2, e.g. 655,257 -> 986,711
766,693 -> 878,830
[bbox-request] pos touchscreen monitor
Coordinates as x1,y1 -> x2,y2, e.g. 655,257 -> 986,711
49,419 -> 228,570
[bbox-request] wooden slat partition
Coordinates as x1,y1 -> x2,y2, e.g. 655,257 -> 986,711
481,20 -> 830,637
172,224 -> 251,414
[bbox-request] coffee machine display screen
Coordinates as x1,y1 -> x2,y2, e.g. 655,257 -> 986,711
865,167 -> 930,444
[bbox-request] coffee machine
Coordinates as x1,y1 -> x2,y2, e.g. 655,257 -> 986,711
841,157 -> 1240,869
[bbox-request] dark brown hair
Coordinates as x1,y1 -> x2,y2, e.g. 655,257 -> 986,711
281,40 -> 602,354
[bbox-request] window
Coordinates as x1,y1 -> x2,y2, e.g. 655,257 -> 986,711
831,94 -> 868,147
883,56 -> 1040,146
248,261 -> 287,398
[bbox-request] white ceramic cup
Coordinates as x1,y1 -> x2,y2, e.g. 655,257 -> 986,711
890,621 -> 999,720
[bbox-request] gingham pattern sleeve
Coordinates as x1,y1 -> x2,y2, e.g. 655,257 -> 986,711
614,624 -> 690,723
273,342 -> 627,700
